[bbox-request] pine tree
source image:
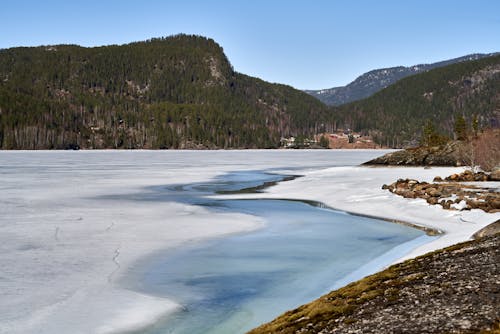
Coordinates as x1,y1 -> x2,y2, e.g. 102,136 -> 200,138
454,115 -> 467,141
319,135 -> 329,148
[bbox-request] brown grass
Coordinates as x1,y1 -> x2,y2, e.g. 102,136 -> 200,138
472,128 -> 500,171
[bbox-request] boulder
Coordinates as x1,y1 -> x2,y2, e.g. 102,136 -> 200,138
428,188 -> 442,197
427,197 -> 439,205
489,167 -> 500,181
472,219 -> 500,239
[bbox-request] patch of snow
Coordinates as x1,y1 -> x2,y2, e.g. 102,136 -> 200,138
451,200 -> 468,211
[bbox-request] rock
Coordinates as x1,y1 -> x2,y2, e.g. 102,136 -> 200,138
445,170 -> 493,182
402,190 -> 416,199
466,200 -> 483,210
462,171 -> 474,181
427,197 -> 439,205
491,198 -> 500,210
363,141 -> 464,166
441,200 -> 454,210
382,173 -> 499,213
433,176 -> 443,182
474,173 -> 489,181
489,167 -> 500,181
428,188 -> 442,197
473,220 -> 500,239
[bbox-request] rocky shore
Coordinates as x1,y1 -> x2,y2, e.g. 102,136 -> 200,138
363,141 -> 465,166
382,170 -> 500,213
248,232 -> 500,334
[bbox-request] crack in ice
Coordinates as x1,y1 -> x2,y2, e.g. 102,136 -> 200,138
108,247 -> 121,283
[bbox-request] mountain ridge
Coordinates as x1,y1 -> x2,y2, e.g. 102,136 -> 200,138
305,53 -> 499,106
332,54 -> 500,147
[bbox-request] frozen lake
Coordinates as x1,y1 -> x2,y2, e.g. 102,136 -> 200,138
126,171 -> 430,334
0,150 -> 434,334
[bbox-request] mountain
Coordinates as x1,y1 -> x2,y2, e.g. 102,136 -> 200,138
0,35 -> 332,149
331,54 -> 500,147
306,53 -> 499,106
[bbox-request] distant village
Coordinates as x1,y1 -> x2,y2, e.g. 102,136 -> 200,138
280,130 -> 380,149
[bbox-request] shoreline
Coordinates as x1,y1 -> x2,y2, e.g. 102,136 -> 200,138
292,166 -> 498,263
220,165 -> 499,264
118,196 -> 433,334
131,165 -> 494,333
129,164 -> 496,334
261,198 -> 443,236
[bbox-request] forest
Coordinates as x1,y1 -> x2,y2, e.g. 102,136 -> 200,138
0,35 -> 333,149
0,34 -> 498,149
333,54 -> 500,147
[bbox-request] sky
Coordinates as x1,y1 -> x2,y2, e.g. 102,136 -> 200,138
1,0 -> 499,89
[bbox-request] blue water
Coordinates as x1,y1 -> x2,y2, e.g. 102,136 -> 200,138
127,171 -> 433,334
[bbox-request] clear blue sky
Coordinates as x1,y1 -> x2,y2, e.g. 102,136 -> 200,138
1,0 -> 499,89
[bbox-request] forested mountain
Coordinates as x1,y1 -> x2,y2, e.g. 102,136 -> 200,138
306,53 -> 498,106
333,54 -> 500,147
0,35 -> 332,149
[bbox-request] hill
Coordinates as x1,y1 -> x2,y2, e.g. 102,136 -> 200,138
305,53 -> 498,106
248,232 -> 500,334
0,35 -> 332,149
332,54 -> 500,147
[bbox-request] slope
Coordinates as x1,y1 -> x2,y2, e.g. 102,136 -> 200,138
0,35 -> 331,149
332,54 -> 500,147
306,53 -> 498,106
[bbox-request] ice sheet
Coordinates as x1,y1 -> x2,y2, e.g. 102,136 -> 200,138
1,150 -> 497,334
0,150 -> 385,334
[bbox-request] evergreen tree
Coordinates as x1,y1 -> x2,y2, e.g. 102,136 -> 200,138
319,135 -> 329,148
454,115 -> 467,141
0,35 -> 333,149
472,115 -> 479,138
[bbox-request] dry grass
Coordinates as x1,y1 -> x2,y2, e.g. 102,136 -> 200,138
247,264 -> 411,334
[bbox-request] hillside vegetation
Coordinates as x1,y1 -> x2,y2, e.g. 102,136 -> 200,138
0,35 -> 332,149
334,55 -> 500,147
305,53 -> 496,106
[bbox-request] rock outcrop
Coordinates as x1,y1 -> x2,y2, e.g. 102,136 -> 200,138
490,167 -> 500,181
382,177 -> 500,213
364,142 -> 464,166
439,169 -> 490,182
473,219 -> 500,239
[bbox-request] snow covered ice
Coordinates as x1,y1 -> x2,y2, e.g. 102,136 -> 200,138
0,150 -> 498,334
